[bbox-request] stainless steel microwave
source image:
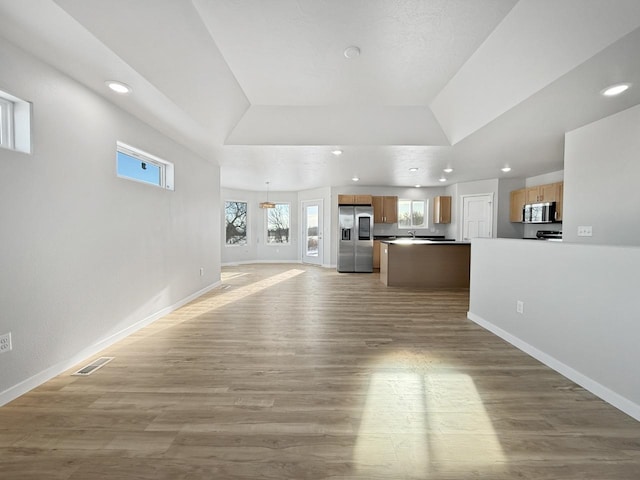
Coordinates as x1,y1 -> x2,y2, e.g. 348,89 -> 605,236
523,202 -> 557,223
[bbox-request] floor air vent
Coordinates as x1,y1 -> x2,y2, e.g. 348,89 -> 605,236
72,356 -> 114,376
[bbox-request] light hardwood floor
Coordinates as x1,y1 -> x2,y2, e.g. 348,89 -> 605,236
2,264 -> 640,479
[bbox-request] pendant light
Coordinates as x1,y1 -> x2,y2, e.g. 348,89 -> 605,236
259,181 -> 276,209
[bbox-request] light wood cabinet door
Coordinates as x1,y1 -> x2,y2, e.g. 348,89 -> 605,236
433,196 -> 451,224
382,196 -> 398,223
554,182 -> 563,221
338,194 -> 354,205
510,188 -> 526,222
539,183 -> 557,203
372,196 -> 397,223
372,196 -> 384,223
526,186 -> 541,203
354,195 -> 372,205
373,240 -> 381,269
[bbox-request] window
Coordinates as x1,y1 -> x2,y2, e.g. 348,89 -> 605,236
0,89 -> 31,153
398,199 -> 427,228
225,201 -> 248,246
116,141 -> 174,190
266,203 -> 290,245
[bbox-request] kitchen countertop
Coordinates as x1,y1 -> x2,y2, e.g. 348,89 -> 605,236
381,238 -> 469,245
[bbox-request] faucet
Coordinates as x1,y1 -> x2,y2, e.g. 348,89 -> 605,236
408,230 -> 416,238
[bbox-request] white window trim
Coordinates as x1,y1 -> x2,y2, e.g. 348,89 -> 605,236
0,89 -> 31,154
0,96 -> 15,150
398,199 -> 428,229
116,141 -> 174,191
265,202 -> 291,246
224,199 -> 249,247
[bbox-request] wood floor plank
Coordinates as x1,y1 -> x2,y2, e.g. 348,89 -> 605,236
1,264 -> 640,479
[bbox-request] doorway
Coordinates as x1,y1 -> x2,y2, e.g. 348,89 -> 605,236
461,194 -> 493,240
302,200 -> 323,265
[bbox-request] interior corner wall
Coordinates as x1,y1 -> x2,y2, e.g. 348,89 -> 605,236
563,104 -> 640,246
497,177 -> 525,239
0,38 -> 221,403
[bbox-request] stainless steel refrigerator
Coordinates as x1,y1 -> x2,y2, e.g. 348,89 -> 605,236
337,205 -> 374,273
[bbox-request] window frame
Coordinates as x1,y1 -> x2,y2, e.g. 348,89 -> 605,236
224,200 -> 249,247
0,96 -> 15,150
116,141 -> 174,191
397,199 -> 428,229
265,202 -> 291,246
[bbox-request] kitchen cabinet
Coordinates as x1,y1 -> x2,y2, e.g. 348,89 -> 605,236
338,194 -> 372,205
510,182 -> 563,222
509,188 -> 526,222
373,196 -> 398,224
373,240 -> 381,269
554,182 -> 563,221
433,196 -> 451,224
526,183 -> 558,203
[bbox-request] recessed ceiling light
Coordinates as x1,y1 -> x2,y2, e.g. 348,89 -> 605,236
501,166 -> 512,172
331,149 -> 343,156
439,177 -> 447,182
414,184 -> 421,188
601,83 -> 631,97
352,176 -> 359,182
409,167 -> 419,172
344,46 -> 361,59
105,80 -> 132,95
443,168 -> 453,173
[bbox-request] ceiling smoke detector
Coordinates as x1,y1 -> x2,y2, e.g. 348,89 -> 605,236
344,46 -> 361,59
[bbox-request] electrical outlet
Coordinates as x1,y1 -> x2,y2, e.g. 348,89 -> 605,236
577,226 -> 593,237
516,301 -> 524,314
0,332 -> 12,354
200,267 -> 204,276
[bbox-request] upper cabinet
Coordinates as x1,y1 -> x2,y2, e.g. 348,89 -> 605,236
509,188 -> 527,222
510,181 -> 563,222
526,183 -> 558,203
338,194 -> 372,205
433,196 -> 451,224
373,196 -> 398,224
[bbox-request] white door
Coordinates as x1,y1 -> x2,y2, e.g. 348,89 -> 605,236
302,200 -> 323,265
462,194 -> 493,240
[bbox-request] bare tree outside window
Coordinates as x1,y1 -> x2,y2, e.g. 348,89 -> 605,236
398,199 -> 426,228
225,201 -> 248,245
267,203 -> 290,244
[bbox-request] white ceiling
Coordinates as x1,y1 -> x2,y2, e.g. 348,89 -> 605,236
1,0 -> 640,191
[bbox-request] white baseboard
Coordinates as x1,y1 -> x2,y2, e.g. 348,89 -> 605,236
0,281 -> 221,407
467,311 -> 640,422
221,260 -> 301,266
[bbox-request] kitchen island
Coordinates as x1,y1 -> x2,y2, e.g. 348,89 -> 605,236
379,239 -> 471,288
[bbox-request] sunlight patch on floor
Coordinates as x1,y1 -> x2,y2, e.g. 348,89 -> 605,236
354,354 -> 506,476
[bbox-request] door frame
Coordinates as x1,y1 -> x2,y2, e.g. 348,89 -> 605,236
301,199 -> 323,266
459,193 -> 495,240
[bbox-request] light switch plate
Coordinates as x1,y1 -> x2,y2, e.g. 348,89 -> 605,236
577,226 -> 593,237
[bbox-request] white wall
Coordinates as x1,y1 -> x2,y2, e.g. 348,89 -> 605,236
497,177 -> 525,239
0,38 -> 220,403
468,238 -> 640,420
564,104 -> 640,245
221,188 -> 299,264
446,178 -> 499,240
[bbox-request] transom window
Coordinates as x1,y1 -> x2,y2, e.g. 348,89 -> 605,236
116,141 -> 174,190
266,203 -> 290,245
0,89 -> 31,153
398,199 -> 427,228
225,201 -> 248,246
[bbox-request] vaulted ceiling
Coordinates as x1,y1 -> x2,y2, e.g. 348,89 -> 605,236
1,0 -> 640,191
